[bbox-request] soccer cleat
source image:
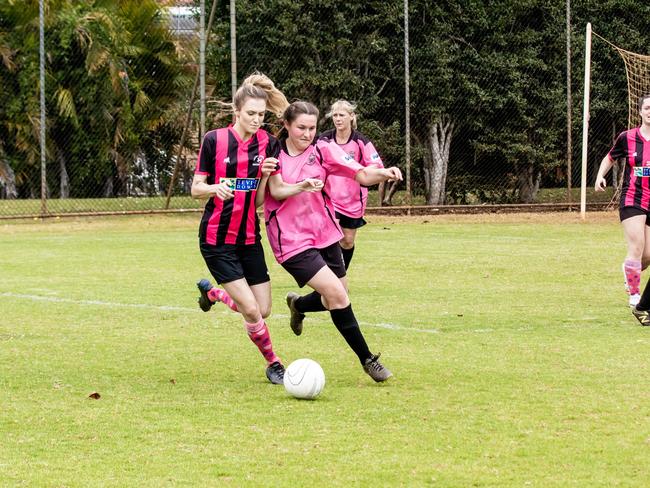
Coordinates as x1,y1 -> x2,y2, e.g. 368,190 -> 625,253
630,293 -> 641,308
197,279 -> 214,312
632,306 -> 650,326
286,292 -> 305,336
363,353 -> 393,382
265,361 -> 285,385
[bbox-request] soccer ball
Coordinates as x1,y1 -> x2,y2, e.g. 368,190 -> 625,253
283,358 -> 325,399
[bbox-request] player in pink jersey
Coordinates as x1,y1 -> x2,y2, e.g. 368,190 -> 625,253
264,101 -> 402,382
595,93 -> 650,321
318,100 -> 385,269
191,73 -> 290,384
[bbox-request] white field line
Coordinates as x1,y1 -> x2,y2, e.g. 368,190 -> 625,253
0,292 -> 439,334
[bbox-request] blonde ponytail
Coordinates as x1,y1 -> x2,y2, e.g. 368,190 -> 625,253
232,72 -> 289,119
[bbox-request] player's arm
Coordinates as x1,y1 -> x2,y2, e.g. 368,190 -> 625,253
354,166 -> 403,186
594,155 -> 614,192
266,170 -> 323,201
191,174 -> 234,201
254,157 -> 280,208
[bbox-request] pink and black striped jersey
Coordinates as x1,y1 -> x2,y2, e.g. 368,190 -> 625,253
318,129 -> 384,218
195,126 -> 280,246
608,128 -> 650,210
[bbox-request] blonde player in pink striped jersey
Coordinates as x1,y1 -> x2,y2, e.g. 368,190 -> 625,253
192,73 -> 291,385
264,101 -> 402,382
318,100 -> 385,269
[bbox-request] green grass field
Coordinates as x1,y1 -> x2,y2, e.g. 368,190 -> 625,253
1,212 -> 648,486
0,187 -> 616,218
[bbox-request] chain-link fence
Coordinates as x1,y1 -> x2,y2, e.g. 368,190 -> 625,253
0,0 -> 647,218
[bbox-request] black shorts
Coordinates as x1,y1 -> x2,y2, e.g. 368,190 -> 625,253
619,206 -> 650,225
199,241 -> 270,286
281,242 -> 346,288
335,211 -> 367,229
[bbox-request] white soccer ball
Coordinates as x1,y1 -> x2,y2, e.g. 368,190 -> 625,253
283,358 -> 325,399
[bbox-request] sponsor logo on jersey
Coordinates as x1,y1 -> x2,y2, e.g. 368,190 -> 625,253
371,153 -> 380,160
343,154 -> 355,164
219,177 -> 260,191
306,153 -> 317,165
253,155 -> 264,166
633,167 -> 650,177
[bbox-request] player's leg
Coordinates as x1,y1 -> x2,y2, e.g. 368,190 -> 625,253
621,209 -> 645,307
306,267 -> 391,382
631,214 -> 650,325
223,279 -> 284,383
284,244 -> 344,335
339,227 -> 357,270
197,243 -> 239,312
197,279 -> 238,312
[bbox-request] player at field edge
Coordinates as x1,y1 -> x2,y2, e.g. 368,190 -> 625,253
595,93 -> 650,323
191,73 -> 294,384
318,100 -> 385,270
264,101 -> 402,382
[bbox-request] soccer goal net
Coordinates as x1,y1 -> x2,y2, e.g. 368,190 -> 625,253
581,24 -> 650,217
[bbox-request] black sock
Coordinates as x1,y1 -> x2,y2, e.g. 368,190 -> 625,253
329,304 -> 371,364
295,291 -> 327,313
341,246 -> 355,270
638,279 -> 650,310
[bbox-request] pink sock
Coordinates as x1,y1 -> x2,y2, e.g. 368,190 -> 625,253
624,259 -> 642,295
207,288 -> 238,312
245,319 -> 280,365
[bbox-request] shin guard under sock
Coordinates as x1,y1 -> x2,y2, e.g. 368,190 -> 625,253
329,304 -> 371,364
295,291 -> 327,313
245,319 -> 279,365
341,246 -> 355,270
623,259 -> 642,296
208,288 -> 238,312
636,278 -> 650,311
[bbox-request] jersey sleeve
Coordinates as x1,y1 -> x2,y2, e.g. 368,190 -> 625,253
317,140 -> 364,178
608,132 -> 627,162
268,136 -> 282,176
359,139 -> 384,168
195,130 -> 216,176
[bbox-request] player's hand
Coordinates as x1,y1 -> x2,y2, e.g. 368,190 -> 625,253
299,178 -> 324,192
383,167 -> 403,182
213,182 -> 234,201
261,157 -> 279,177
595,176 -> 606,192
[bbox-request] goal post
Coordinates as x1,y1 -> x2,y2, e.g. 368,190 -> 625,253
580,25 -> 650,219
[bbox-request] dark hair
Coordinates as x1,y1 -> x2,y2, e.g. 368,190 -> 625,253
282,101 -> 319,124
638,94 -> 650,111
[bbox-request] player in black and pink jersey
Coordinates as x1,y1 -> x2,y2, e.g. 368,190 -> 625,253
595,93 -> 650,322
318,100 -> 385,269
191,73 -> 289,384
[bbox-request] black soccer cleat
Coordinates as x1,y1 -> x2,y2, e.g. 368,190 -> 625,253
363,353 -> 393,382
197,279 -> 214,312
265,361 -> 285,385
286,292 -> 305,336
632,306 -> 650,326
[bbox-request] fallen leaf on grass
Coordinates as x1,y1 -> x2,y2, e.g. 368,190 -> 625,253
88,392 -> 101,399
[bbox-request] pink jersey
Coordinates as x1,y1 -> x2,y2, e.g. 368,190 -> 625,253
318,129 -> 384,218
264,139 -> 364,263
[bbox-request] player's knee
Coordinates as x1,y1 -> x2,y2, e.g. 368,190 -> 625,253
322,288 -> 349,310
239,302 -> 261,322
260,304 -> 272,319
340,236 -> 354,249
